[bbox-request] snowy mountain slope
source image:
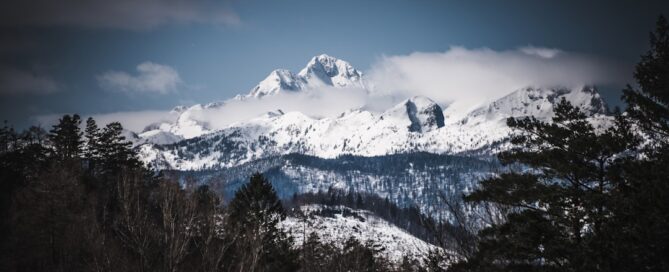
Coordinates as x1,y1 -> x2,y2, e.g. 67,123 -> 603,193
445,85 -> 611,153
461,86 -> 607,123
138,96 -> 442,169
136,130 -> 183,145
137,86 -> 609,170
281,205 -> 443,263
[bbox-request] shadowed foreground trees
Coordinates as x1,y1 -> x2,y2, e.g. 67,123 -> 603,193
0,116 -> 406,272
448,15 -> 669,272
223,173 -> 298,272
0,116 -> 231,271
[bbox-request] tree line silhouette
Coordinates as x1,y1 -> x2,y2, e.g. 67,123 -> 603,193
0,116 -> 412,271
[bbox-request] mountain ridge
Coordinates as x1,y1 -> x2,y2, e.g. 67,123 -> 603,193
132,55 -> 610,170
137,86 -> 608,171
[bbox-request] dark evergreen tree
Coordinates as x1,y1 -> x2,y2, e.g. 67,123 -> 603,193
606,14 -> 669,271
98,122 -> 138,171
623,15 -> 669,141
48,114 -> 83,160
84,117 -> 100,160
224,173 -> 298,272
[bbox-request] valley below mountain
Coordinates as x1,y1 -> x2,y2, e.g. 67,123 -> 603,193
124,54 -> 613,258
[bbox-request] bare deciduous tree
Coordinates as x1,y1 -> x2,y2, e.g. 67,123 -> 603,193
113,169 -> 156,272
157,181 -> 197,272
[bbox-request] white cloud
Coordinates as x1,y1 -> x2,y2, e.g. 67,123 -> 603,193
519,46 -> 562,58
367,46 -> 629,117
0,66 -> 59,95
194,87 -> 371,130
97,62 -> 182,94
0,0 -> 240,30
33,87 -> 370,133
88,110 -> 179,132
201,47 -> 626,126
67,46 -> 628,133
35,110 -> 178,132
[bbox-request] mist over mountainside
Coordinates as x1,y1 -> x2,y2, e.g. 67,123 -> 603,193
120,54 -> 614,259
133,55 -> 610,170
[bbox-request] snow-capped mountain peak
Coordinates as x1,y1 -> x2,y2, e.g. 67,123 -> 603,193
247,54 -> 365,98
249,69 -> 306,98
298,54 -> 364,88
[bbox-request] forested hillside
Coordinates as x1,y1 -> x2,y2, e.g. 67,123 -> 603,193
0,116 -> 425,271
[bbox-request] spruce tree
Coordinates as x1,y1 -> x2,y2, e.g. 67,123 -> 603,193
224,173 -> 297,272
48,114 -> 83,160
606,15 -> 669,271
623,15 -> 669,141
84,117 -> 100,161
98,122 -> 137,171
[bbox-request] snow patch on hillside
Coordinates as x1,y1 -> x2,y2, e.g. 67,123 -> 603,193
281,205 -> 443,263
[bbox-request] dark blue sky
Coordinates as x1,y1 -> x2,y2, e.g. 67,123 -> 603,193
1,0 -> 667,128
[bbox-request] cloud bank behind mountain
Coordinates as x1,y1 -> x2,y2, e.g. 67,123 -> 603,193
35,46 -> 630,131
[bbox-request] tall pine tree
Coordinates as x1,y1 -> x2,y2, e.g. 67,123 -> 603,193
49,114 -> 83,160
98,122 -> 138,172
84,117 -> 100,160
223,173 -> 298,272
606,14 -> 669,271
623,15 -> 669,142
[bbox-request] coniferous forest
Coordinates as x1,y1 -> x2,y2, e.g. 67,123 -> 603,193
1,12 -> 668,272
0,114 -> 399,271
